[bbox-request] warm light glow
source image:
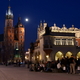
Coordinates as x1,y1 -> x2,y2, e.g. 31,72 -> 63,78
26,52 -> 29,54
25,56 -> 28,59
25,18 -> 28,22
55,51 -> 63,60
37,56 -> 39,58
77,52 -> 80,58
16,48 -> 18,50
39,55 -> 41,60
65,52 -> 72,58
46,55 -> 49,58
32,57 -> 33,59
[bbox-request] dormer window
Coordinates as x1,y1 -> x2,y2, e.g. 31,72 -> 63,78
20,36 -> 22,38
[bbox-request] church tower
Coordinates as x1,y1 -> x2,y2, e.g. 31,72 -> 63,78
4,6 -> 14,62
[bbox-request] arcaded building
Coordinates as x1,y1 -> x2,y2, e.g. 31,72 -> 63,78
32,22 -> 80,63
0,6 -> 25,63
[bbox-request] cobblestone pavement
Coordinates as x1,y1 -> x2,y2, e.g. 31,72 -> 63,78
0,65 -> 80,80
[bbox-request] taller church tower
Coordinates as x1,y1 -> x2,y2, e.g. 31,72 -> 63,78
2,1 -> 25,64
4,6 -> 14,63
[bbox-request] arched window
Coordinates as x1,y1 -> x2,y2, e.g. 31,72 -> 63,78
55,51 -> 64,61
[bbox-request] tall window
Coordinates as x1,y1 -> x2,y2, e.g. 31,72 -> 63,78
21,40 -> 22,42
55,39 -> 61,45
76,41 -> 78,46
44,39 -> 49,48
62,39 -> 66,45
68,39 -> 72,45
45,40 -> 48,45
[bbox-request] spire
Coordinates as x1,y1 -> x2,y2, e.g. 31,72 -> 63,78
7,0 -> 12,15
18,17 -> 21,24
7,6 -> 12,15
6,0 -> 13,19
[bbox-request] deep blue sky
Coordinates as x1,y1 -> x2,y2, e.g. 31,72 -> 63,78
0,0 -> 80,50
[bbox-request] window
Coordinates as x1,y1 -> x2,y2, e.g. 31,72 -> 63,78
68,39 -> 72,45
55,39 -> 61,45
62,39 -> 66,45
21,40 -> 22,42
45,40 -> 48,45
76,41 -> 78,46
20,36 -> 22,38
20,31 -> 22,33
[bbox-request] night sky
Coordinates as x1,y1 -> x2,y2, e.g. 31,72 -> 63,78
0,0 -> 80,50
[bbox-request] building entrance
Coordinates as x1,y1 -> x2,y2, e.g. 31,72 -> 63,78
77,52 -> 80,59
55,51 -> 64,61
65,52 -> 72,58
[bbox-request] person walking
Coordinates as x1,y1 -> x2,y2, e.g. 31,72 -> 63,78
69,55 -> 76,74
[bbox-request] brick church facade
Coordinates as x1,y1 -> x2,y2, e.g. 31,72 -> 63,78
0,6 -> 25,63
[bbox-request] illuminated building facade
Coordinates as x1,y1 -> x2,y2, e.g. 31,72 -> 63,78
32,22 -> 80,62
0,6 -> 25,63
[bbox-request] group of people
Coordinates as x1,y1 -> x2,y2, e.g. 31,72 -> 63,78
28,61 -> 56,72
57,55 -> 80,74
27,55 -> 80,74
